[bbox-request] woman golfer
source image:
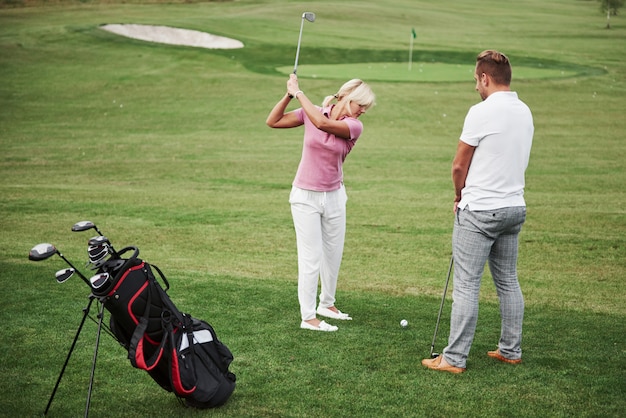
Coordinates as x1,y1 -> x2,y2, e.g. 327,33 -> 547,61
266,74 -> 375,332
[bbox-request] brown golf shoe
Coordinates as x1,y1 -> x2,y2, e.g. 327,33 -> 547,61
421,355 -> 466,374
487,349 -> 522,364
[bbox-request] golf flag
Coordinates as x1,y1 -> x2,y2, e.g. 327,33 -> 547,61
409,28 -> 416,70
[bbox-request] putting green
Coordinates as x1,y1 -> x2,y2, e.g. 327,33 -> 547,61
277,62 -> 578,82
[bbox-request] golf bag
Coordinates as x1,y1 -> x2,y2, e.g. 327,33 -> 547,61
92,246 -> 236,408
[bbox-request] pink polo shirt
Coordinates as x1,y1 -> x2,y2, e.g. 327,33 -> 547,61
292,105 -> 363,192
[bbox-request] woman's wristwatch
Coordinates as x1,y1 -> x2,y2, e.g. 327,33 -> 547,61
288,91 -> 303,99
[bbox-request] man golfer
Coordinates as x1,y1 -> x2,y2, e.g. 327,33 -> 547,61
422,50 -> 534,373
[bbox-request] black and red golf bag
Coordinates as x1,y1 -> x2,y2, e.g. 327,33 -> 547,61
92,246 -> 236,409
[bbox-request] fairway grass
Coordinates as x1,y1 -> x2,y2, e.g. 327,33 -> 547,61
1,0 -> 625,416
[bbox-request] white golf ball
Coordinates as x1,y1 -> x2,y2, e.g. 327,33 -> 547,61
400,319 -> 408,328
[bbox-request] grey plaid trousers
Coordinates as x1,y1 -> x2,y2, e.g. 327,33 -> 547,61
443,206 -> 526,367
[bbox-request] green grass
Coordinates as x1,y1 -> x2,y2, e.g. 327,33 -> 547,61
1,0 -> 625,416
279,62 -> 582,82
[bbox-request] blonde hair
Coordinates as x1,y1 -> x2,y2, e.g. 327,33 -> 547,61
322,79 -> 376,116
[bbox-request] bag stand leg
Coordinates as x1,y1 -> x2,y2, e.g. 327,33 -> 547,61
44,294 -> 106,418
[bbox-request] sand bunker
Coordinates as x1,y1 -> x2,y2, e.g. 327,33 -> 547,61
100,24 -> 244,49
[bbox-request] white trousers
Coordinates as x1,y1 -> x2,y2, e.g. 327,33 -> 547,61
289,185 -> 347,321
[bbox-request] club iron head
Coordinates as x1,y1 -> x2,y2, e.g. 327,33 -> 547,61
302,12 -> 315,22
88,235 -> 110,246
29,243 -> 58,261
88,245 -> 110,262
75,221 -> 117,257
89,272 -> 111,289
87,240 -> 111,269
55,268 -> 74,283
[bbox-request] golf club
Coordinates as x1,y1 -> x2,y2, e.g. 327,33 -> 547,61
293,11 -> 315,74
29,243 -> 90,286
88,244 -> 109,261
429,255 -> 454,358
86,236 -> 112,269
88,235 -> 110,246
72,220 -> 104,236
73,220 -> 118,256
55,268 -> 75,283
89,272 -> 111,290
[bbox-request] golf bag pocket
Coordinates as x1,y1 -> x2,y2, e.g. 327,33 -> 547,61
168,315 -> 236,409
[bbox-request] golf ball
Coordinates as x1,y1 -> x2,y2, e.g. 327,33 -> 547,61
400,319 -> 408,328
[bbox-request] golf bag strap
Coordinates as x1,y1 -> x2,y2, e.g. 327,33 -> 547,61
128,282 -> 166,371
150,263 -> 170,291
166,315 -> 197,396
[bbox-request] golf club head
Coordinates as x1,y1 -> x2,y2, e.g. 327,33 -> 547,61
29,243 -> 58,261
89,272 -> 111,290
88,245 -> 110,263
431,352 -> 440,359
72,220 -> 96,232
302,12 -> 315,22
87,237 -> 111,269
55,268 -> 74,283
88,235 -> 110,246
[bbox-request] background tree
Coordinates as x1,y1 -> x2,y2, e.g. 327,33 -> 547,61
599,0 -> 624,28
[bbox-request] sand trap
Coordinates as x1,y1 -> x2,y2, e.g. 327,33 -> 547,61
100,24 -> 244,49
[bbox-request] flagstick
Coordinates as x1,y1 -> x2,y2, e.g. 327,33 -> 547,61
408,33 -> 414,71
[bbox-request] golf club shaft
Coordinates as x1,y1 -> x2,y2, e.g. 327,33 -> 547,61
91,226 -> 118,255
429,255 -> 453,357
293,18 -> 305,74
57,253 -> 90,285
72,220 -> 118,256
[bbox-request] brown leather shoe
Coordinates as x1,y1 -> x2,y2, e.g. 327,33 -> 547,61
421,355 -> 466,374
487,349 -> 522,364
